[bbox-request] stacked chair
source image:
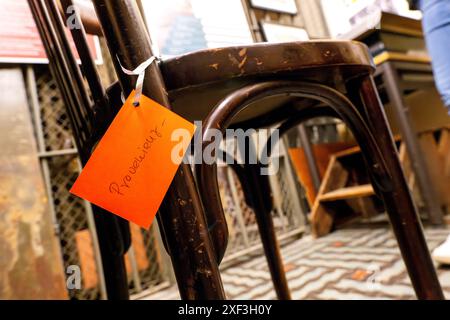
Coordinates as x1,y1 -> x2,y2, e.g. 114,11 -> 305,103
29,0 -> 444,300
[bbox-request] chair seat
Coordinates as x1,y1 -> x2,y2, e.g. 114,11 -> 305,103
161,40 -> 374,91
160,41 -> 375,125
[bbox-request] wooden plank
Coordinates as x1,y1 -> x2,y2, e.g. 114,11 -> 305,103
351,12 -> 424,41
419,133 -> 448,206
319,185 -> 374,202
131,224 -> 150,270
384,89 -> 450,136
310,203 -> 335,238
437,129 -> 450,207
124,224 -> 151,275
333,136 -> 401,159
374,51 -> 431,66
355,197 -> 379,219
380,12 -> 424,38
334,145 -> 362,159
399,142 -> 422,205
438,129 -> 450,175
311,156 -> 348,237
75,230 -> 98,289
288,142 -> 354,205
398,143 -> 409,174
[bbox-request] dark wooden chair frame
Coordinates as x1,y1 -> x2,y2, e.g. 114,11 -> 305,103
28,0 -> 444,300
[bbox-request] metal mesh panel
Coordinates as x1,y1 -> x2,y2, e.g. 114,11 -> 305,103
236,180 -> 262,245
36,71 -> 75,152
47,154 -> 101,300
32,66 -> 165,299
217,168 -> 243,251
276,159 -> 304,227
220,155 -> 305,260
34,67 -> 102,299
218,167 -> 254,252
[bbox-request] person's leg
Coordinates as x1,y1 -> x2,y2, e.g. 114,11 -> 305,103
420,0 -> 450,264
421,0 -> 450,114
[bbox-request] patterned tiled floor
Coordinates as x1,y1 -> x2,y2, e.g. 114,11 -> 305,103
139,226 -> 450,300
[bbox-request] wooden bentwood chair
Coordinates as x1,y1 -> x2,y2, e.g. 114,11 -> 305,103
30,0 -> 444,300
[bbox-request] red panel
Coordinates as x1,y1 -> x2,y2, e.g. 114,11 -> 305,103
0,0 -> 101,64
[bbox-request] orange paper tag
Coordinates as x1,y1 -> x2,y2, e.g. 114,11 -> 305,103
70,91 -> 196,229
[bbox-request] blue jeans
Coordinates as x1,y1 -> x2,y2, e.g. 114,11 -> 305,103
420,0 -> 450,113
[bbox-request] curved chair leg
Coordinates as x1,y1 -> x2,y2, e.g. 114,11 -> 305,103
196,82 -> 384,300
244,163 -> 291,300
231,107 -> 336,300
157,166 -> 226,300
197,80 -> 443,300
352,76 -> 444,300
228,149 -> 291,300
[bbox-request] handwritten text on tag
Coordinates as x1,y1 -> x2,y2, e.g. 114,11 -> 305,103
70,91 -> 196,229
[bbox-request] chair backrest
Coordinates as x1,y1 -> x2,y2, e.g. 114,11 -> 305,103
29,0 -> 228,300
28,0 -> 131,300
